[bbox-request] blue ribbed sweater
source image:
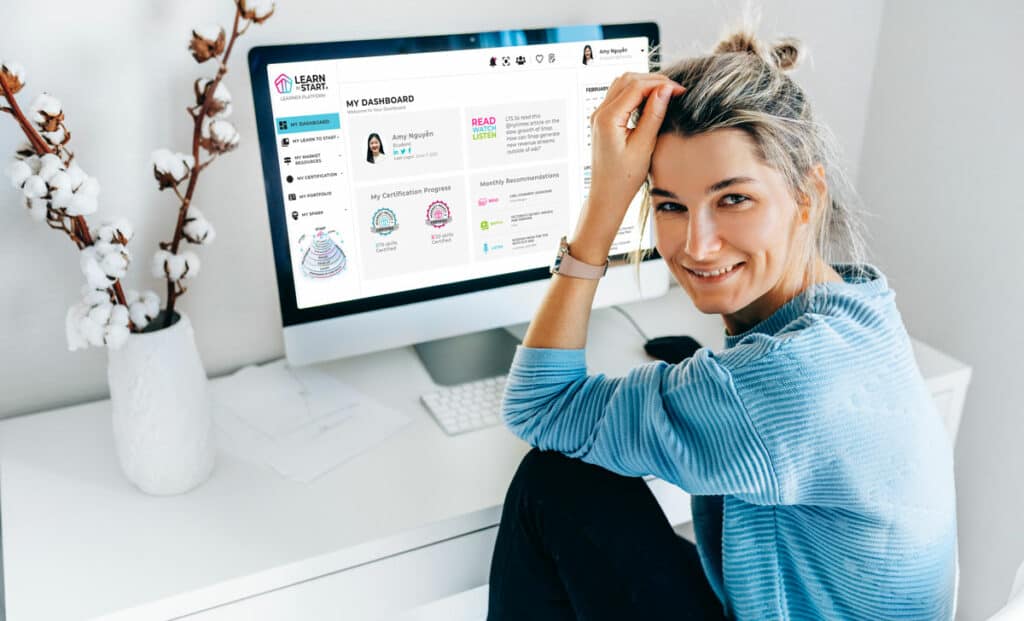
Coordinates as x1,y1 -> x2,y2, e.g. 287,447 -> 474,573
502,264 -> 957,620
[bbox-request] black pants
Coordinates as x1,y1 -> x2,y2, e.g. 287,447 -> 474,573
488,448 -> 728,620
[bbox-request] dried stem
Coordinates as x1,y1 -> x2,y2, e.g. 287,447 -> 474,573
162,4 -> 245,327
1,75 -> 132,316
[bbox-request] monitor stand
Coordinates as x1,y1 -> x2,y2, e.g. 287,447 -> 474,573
413,327 -> 521,386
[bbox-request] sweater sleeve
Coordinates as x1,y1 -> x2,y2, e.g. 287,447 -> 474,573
502,345 -> 781,505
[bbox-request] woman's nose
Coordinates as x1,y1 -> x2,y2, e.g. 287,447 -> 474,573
684,211 -> 722,261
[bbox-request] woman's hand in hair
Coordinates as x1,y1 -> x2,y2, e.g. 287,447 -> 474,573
572,73 -> 684,263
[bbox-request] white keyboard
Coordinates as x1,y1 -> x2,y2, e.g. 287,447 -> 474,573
420,375 -> 507,435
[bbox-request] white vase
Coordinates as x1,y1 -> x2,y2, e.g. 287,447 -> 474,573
107,311 -> 216,495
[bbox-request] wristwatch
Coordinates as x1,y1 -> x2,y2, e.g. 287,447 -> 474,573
550,236 -> 609,279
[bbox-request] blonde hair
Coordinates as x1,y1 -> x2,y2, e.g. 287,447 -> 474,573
632,27 -> 872,310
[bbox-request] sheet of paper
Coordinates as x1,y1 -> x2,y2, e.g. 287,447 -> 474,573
210,360 -> 412,483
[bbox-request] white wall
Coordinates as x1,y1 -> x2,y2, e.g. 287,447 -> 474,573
0,0 -> 885,419
857,1 -> 1024,618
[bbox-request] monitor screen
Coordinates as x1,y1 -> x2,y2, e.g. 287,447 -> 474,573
249,24 -> 659,327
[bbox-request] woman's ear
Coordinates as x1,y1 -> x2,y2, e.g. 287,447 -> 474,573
798,163 -> 828,223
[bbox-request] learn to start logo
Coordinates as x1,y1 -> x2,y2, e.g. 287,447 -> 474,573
274,73 -> 293,94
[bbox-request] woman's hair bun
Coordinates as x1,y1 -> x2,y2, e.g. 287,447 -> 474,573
770,37 -> 803,72
713,29 -> 805,73
713,30 -> 764,56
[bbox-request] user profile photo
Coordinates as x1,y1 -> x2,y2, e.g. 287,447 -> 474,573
366,132 -> 386,164
582,44 -> 594,66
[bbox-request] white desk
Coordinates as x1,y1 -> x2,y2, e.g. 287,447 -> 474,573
0,287 -> 970,620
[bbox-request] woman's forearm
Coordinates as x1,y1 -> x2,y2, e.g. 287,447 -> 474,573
520,206 -> 619,350
521,74 -> 680,351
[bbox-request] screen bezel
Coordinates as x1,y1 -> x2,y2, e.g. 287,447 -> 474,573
248,22 -> 661,328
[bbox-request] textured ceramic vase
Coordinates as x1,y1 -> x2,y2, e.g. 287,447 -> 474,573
107,312 -> 215,495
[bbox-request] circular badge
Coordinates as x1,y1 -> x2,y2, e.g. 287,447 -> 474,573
370,207 -> 398,236
425,200 -> 452,228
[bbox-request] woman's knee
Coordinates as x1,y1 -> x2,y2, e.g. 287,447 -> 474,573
506,448 -> 646,513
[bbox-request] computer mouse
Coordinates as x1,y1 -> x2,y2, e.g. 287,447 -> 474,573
643,335 -> 702,364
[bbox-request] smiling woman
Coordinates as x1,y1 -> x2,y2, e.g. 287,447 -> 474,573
488,24 -> 957,621
649,129 -> 845,335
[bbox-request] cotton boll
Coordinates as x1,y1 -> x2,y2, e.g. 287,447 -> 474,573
111,218 -> 133,242
128,302 -> 150,328
81,247 -> 113,289
25,197 -> 48,222
83,289 -> 110,306
48,171 -> 73,208
206,119 -> 240,152
80,315 -> 106,347
183,208 -> 216,244
87,301 -> 113,327
151,149 -> 192,188
99,246 -> 129,279
21,175 -> 47,198
29,93 -> 62,126
166,253 -> 187,281
7,159 -> 32,188
141,290 -> 160,316
48,170 -> 71,192
180,251 -> 200,280
30,93 -> 61,118
92,240 -> 113,256
109,304 -> 130,328
190,25 -> 226,63
1,59 -> 27,94
66,161 -> 87,188
76,176 -> 100,198
37,153 -> 61,181
152,249 -> 172,279
65,303 -> 89,351
14,143 -> 36,160
105,323 -> 130,349
95,224 -> 116,243
193,24 -> 223,41
195,79 -> 232,118
66,193 -> 98,216
238,0 -> 275,22
42,127 -> 66,146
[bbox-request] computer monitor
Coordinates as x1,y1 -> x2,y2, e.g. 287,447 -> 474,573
248,23 -> 669,383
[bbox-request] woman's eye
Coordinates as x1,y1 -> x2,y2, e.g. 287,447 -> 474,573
654,202 -> 685,213
721,194 -> 749,206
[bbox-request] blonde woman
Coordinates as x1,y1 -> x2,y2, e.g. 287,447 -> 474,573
487,29 -> 956,621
